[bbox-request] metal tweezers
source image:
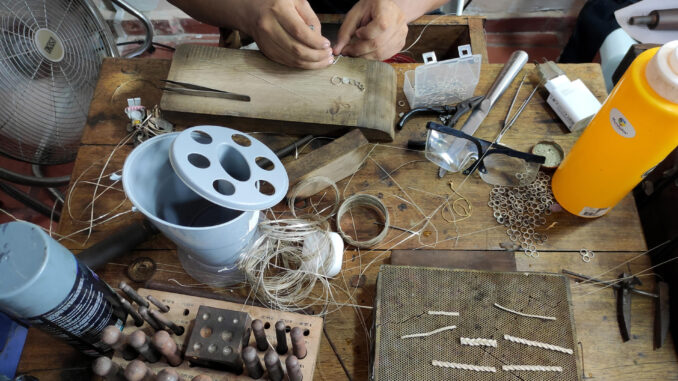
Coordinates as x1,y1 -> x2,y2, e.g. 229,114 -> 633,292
159,79 -> 250,102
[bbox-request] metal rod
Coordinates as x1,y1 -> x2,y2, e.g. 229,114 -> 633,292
561,269 -> 658,298
110,0 -> 154,58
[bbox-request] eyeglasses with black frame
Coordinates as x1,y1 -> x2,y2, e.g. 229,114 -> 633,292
425,121 -> 546,186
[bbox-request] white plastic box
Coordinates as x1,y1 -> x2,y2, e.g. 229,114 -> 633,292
404,45 -> 481,108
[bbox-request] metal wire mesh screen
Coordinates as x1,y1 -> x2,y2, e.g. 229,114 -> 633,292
372,265 -> 580,381
0,0 -> 114,164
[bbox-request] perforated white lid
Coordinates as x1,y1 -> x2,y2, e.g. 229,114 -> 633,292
646,40 -> 678,104
169,126 -> 288,211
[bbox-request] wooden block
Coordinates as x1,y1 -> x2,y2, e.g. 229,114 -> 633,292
113,289 -> 323,381
160,45 -> 396,141
391,250 -> 517,272
285,129 -> 369,198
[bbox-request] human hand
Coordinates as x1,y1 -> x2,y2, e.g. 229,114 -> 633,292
241,0 -> 334,69
333,0 -> 408,60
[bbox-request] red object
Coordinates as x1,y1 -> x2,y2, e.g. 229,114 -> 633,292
384,53 -> 416,63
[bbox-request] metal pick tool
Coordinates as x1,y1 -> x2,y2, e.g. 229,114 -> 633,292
160,79 -> 250,102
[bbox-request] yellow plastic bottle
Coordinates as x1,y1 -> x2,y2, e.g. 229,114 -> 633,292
552,41 -> 678,218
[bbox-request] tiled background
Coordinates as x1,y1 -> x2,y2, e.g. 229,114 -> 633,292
0,0 -> 587,229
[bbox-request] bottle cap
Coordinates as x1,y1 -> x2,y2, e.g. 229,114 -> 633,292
646,40 -> 678,104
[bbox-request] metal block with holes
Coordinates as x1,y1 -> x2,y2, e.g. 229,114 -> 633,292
185,306 -> 252,374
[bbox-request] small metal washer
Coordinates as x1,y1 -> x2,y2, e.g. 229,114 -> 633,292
127,256 -> 157,282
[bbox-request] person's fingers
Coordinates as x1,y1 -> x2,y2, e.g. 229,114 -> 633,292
345,24 -> 407,60
334,5 -> 364,55
355,14 -> 392,41
274,2 -> 329,50
295,0 -> 322,35
257,23 -> 334,69
260,15 -> 332,61
341,25 -> 396,57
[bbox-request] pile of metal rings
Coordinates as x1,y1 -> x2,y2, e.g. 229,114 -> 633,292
488,172 -> 555,258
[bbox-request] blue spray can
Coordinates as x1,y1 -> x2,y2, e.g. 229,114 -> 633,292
0,221 -> 126,356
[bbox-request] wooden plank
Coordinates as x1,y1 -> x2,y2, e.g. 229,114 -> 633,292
391,249 -> 517,271
160,45 -> 396,141
285,129 -> 369,198
467,17 -> 489,63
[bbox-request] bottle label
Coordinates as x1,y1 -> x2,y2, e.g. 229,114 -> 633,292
579,207 -> 610,218
24,262 -> 123,356
609,108 -> 636,138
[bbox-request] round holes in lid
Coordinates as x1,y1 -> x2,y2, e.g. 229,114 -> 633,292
220,146 -> 251,181
255,157 -> 274,171
188,153 -> 210,169
191,130 -> 213,144
232,134 -> 252,147
213,179 -> 235,196
256,180 -> 275,196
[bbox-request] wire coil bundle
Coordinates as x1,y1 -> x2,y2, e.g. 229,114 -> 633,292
239,218 -> 338,313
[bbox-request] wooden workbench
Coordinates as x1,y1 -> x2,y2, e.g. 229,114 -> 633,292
16,58 -> 678,380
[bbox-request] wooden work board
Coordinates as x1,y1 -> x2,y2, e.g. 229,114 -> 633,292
113,289 -> 323,380
160,45 -> 396,141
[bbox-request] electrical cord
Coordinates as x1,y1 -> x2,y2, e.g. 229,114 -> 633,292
0,181 -> 61,221
0,165 -> 70,187
31,164 -> 65,203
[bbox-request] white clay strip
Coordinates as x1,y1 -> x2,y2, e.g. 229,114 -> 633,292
503,365 -> 563,372
432,360 -> 497,373
504,334 -> 573,355
401,325 -> 456,339
494,303 -> 556,321
428,311 -> 459,316
460,337 -> 498,347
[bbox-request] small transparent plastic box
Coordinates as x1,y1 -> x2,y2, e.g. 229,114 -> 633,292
404,45 -> 481,108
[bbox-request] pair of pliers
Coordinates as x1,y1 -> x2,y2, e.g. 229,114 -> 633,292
396,95 -> 484,130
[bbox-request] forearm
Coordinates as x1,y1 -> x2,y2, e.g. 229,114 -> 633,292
391,0 -> 449,22
168,0 -> 249,32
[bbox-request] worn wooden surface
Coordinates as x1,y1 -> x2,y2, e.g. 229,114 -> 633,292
17,57 -> 676,380
160,45 -> 397,141
286,129 -> 369,198
391,249 -> 517,271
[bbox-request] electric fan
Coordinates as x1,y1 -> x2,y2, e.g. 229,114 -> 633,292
0,0 -> 152,165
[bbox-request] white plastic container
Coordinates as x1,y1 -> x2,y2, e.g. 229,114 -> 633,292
404,45 -> 481,108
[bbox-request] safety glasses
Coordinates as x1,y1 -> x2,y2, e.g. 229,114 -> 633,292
425,122 -> 545,186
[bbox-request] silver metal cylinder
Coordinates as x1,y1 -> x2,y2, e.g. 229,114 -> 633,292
290,327 -> 307,359
119,298 -> 144,327
92,356 -> 126,381
252,319 -> 268,351
147,295 -> 170,312
152,330 -> 183,366
101,325 -> 138,361
120,281 -> 149,308
128,330 -> 161,363
275,321 -> 288,355
264,350 -> 284,381
286,355 -> 303,381
139,306 -> 163,331
242,346 -> 264,379
124,360 -> 155,381
149,309 -> 185,336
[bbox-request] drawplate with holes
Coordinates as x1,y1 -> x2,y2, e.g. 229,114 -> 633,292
185,305 -> 252,374
170,126 -> 288,211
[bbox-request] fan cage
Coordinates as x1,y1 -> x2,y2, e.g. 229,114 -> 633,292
0,0 -> 116,165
